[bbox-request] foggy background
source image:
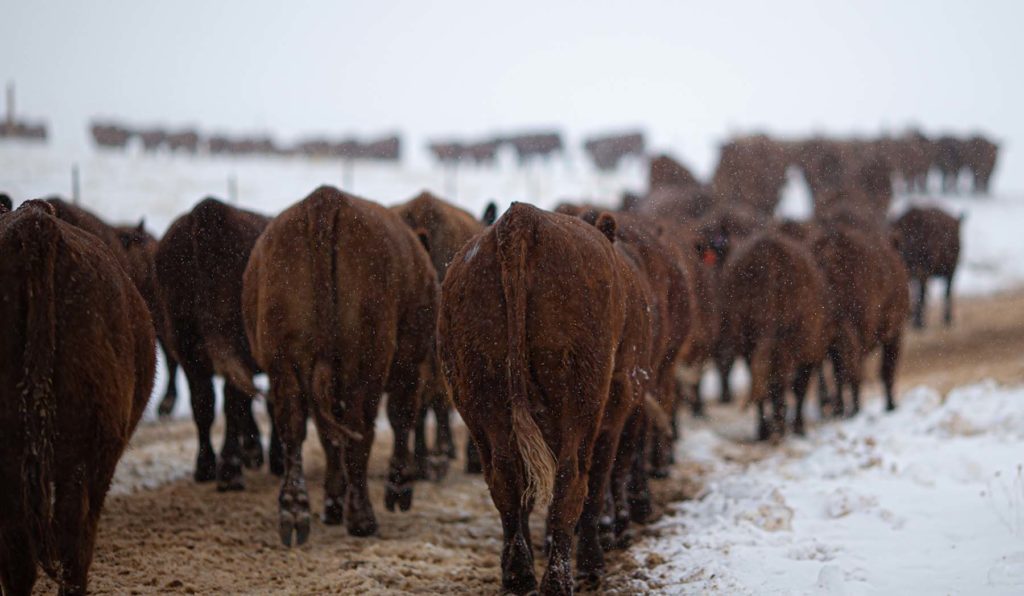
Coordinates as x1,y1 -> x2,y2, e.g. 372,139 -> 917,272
3,0 -> 1021,189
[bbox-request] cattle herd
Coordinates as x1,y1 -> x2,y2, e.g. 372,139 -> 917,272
0,125 -> 978,594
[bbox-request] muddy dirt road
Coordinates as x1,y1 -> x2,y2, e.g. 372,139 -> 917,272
34,290 -> 1024,594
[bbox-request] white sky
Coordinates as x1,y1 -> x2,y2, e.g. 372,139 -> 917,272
4,0 -> 1021,189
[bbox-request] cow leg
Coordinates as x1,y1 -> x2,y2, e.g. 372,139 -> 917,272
626,412 -> 653,523
0,525 -> 37,596
944,275 -> 955,326
816,363 -> 831,419
540,448 -> 590,595
792,364 -> 815,436
272,371 -> 311,547
913,277 -> 927,329
268,410 -> 284,476
465,438 -> 483,474
412,400 -> 430,480
239,397 -> 264,470
716,353 -> 734,404
577,428 -> 617,586
756,399 -> 770,441
432,395 -> 456,479
487,448 -> 536,594
184,367 -> 217,482
156,348 -> 179,418
768,381 -> 787,441
881,337 -> 902,412
384,371 -> 421,513
54,462 -> 116,596
828,346 -> 848,418
343,391 -> 381,537
611,408 -> 642,541
314,415 -> 345,525
217,385 -> 247,492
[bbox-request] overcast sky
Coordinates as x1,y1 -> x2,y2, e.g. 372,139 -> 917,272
4,0 -> 1022,188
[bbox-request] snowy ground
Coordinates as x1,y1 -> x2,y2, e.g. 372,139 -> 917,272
628,380 -> 1024,595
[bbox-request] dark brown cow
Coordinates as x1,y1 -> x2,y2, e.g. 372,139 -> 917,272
583,131 -> 645,171
243,186 -> 437,544
711,134 -> 790,215
138,128 -> 167,152
113,222 -> 180,417
881,132 -> 933,193
779,220 -> 908,419
0,194 -> 9,214
156,198 -> 275,490
504,132 -> 564,164
961,135 -> 998,194
891,207 -> 963,328
439,203 -> 651,593
427,141 -> 465,164
0,201 -> 155,595
391,191 -> 490,480
720,231 -> 827,440
933,136 -> 964,193
648,153 -> 701,193
90,122 -> 132,149
166,129 -> 201,153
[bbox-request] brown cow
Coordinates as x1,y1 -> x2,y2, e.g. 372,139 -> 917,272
113,221 -> 181,417
439,203 -> 651,593
779,220 -> 908,419
720,231 -> 828,440
243,186 -> 438,543
891,206 -> 963,328
961,135 -> 998,194
391,190 -> 492,480
711,134 -> 790,215
0,201 -> 155,595
42,199 -> 181,417
933,136 -> 964,193
156,197 -> 275,490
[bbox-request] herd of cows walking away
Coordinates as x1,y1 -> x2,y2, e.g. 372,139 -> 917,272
0,126 -> 973,593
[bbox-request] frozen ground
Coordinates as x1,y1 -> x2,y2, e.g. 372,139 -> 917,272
627,380 -> 1024,595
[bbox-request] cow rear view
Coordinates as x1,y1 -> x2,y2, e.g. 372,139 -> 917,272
439,203 -> 650,594
0,201 -> 155,595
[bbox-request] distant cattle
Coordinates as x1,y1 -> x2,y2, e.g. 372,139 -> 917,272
90,122 -> 132,149
156,198 -> 275,490
0,120 -> 48,141
244,186 -> 438,544
891,207 -> 963,328
358,135 -> 401,161
712,134 -> 790,215
464,139 -> 502,164
137,128 -> 167,152
166,129 -> 201,153
439,203 -> 651,593
427,141 -> 464,164
961,135 -> 998,194
583,131 -> 645,171
719,231 -> 828,439
391,191 -> 492,480
0,201 -> 155,595
879,132 -> 933,193
933,136 -> 964,193
504,132 -> 564,164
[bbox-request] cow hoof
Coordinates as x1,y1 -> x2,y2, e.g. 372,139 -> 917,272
279,511 -> 311,547
575,569 -> 603,592
428,454 -> 450,482
241,442 -> 264,470
501,570 -> 537,595
650,466 -> 669,480
412,456 -> 429,481
194,451 -> 216,483
465,460 -> 482,475
216,459 -> 245,492
157,394 -> 176,418
346,514 -> 378,537
269,452 -> 285,477
385,482 -> 414,512
629,496 -> 652,524
322,497 -> 344,525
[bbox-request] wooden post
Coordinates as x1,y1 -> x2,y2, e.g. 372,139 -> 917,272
71,164 -> 80,204
228,174 -> 238,203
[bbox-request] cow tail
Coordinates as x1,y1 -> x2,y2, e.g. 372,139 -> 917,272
17,211 -> 61,577
495,206 -> 556,509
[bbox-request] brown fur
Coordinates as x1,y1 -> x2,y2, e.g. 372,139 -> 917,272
439,203 -> 651,593
892,207 -> 962,328
961,135 -> 998,194
711,135 -> 790,215
156,197 -> 274,490
243,186 -> 438,544
934,136 -> 964,193
720,231 -> 828,440
391,191 -> 487,479
0,201 -> 155,595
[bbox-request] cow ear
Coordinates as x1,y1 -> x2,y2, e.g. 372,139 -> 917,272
136,218 -> 146,234
596,212 -> 617,243
482,202 -> 498,226
0,194 -> 11,213
415,227 -> 431,253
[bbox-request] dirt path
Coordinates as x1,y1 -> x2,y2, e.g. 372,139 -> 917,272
34,289 -> 1024,594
